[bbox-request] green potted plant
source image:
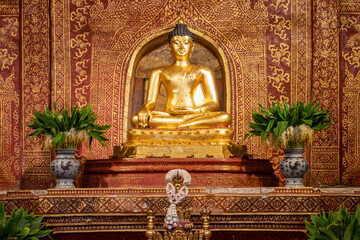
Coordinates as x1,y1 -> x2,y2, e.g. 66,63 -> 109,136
305,205 -> 360,240
27,103 -> 111,188
245,100 -> 331,187
0,202 -> 52,239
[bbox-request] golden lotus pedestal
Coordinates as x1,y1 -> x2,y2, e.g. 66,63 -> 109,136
116,128 -> 245,158
83,128 -> 278,188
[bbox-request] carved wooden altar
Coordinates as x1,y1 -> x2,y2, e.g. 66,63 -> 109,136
82,156 -> 278,188
1,187 -> 360,239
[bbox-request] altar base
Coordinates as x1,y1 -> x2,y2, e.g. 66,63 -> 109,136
1,187 -> 359,240
82,157 -> 278,188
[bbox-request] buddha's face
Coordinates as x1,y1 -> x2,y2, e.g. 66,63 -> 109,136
169,35 -> 194,60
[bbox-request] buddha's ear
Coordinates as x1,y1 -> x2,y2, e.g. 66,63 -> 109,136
189,42 -> 195,58
169,44 -> 175,57
191,42 -> 195,50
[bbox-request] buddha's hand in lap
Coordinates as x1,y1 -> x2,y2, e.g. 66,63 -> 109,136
167,106 -> 201,115
138,106 -> 152,128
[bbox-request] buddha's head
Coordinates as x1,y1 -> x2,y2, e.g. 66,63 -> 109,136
168,23 -> 195,61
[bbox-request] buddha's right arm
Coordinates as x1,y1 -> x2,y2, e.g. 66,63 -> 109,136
137,69 -> 162,127
198,68 -> 219,112
143,69 -> 162,110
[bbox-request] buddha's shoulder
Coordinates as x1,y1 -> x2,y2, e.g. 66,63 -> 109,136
149,67 -> 165,74
150,65 -> 180,74
191,65 -> 213,74
150,65 -> 213,74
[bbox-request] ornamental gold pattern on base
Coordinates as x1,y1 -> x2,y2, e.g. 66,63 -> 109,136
1,189 -> 360,233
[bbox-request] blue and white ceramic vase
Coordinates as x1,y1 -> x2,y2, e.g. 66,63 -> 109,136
50,149 -> 80,188
279,148 -> 309,188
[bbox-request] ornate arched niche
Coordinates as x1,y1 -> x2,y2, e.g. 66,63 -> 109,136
126,29 -> 231,134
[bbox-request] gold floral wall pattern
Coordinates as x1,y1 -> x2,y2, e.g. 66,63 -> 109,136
49,0 -> 313,183
339,1 -> 360,186
1,0 -> 356,188
310,0 -> 340,186
22,0 -> 51,189
0,1 -> 21,189
54,0 -> 272,160
263,0 -> 312,182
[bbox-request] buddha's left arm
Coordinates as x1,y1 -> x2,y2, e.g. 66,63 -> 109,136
198,69 -> 219,112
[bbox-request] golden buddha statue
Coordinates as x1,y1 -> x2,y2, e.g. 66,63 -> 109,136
117,22 -> 247,158
131,23 -> 231,129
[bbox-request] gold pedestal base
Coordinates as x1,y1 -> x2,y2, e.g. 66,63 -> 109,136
126,128 -> 234,145
128,144 -> 246,158
113,128 -> 246,158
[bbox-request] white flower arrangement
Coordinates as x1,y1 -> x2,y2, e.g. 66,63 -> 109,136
245,101 -> 331,150
44,128 -> 90,149
265,124 -> 313,150
28,103 -> 111,150
165,169 -> 191,186
164,169 -> 191,230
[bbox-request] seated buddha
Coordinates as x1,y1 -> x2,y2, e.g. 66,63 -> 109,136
130,22 -> 231,129
120,22 -> 243,158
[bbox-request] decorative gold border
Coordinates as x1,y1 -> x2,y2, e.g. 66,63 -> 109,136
21,0 -> 52,188
1,188 -> 359,233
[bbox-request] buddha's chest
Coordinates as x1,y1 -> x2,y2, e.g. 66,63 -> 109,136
162,71 -> 199,93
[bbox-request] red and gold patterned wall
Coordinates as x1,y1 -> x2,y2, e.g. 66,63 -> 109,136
0,0 -> 21,189
0,0 -> 359,189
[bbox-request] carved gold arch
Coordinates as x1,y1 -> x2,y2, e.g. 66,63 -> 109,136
87,0 -> 266,153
